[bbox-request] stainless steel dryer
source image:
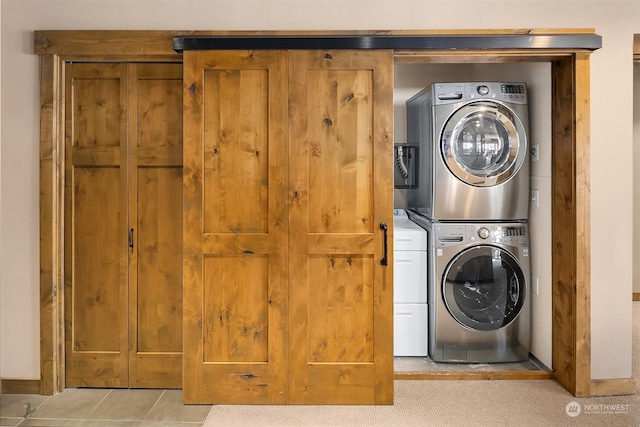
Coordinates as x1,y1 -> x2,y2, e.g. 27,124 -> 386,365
410,213 -> 530,363
407,82 -> 530,221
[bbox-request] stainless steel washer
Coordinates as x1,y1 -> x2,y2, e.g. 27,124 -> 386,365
410,213 -> 531,363
407,82 -> 530,221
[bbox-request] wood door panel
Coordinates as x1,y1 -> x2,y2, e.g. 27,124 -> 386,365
136,167 -> 183,353
136,75 -> 183,150
65,62 -> 184,389
203,68 -> 269,234
288,50 -> 394,404
65,63 -> 129,388
69,74 -> 122,149
71,167 -> 123,352
132,165 -> 183,388
306,69 -> 374,234
202,255 -> 269,362
307,364 -> 374,404
183,50 -> 288,404
129,63 -> 183,388
307,255 -> 374,363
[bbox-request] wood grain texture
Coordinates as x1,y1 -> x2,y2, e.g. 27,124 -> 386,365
128,63 -> 184,388
202,255 -> 269,362
288,50 -> 394,405
551,55 -> 591,398
307,255 -> 375,363
573,54 -> 592,398
39,54 -> 58,396
202,68 -> 269,234
63,63 -> 129,388
0,379 -> 42,395
63,63 -> 184,389
182,50 -> 288,404
590,378 -> 637,396
133,170 -> 183,346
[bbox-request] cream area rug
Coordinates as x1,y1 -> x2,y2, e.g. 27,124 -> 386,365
204,302 -> 640,427
203,379 -> 639,426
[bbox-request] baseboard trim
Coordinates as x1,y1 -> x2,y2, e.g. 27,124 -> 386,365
590,378 -> 637,396
394,370 -> 555,381
633,293 -> 640,301
1,378 -> 41,394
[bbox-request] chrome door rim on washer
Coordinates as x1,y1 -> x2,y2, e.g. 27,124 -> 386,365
442,244 -> 526,331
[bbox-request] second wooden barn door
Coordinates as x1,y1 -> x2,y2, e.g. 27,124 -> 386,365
287,50 -> 394,404
64,62 -> 183,388
182,51 -> 289,404
182,49 -> 393,404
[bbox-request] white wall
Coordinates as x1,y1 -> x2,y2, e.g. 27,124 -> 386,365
2,0 -> 639,382
634,63 -> 640,294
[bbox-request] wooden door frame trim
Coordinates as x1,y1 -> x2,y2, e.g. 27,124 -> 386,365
36,29 -> 596,397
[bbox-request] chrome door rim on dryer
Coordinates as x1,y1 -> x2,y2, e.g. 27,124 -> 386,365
407,82 -> 530,221
442,101 -> 525,186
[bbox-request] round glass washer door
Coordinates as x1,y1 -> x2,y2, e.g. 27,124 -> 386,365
442,245 -> 526,331
441,101 -> 526,187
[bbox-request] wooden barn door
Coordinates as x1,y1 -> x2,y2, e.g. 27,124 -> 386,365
128,63 -> 184,388
64,63 -> 129,387
182,50 -> 289,404
64,62 -> 183,388
287,50 -> 394,404
182,49 -> 393,404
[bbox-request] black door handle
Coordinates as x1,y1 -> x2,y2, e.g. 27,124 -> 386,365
128,228 -> 134,252
379,222 -> 388,266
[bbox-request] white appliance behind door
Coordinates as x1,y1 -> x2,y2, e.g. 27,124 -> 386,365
393,209 -> 428,356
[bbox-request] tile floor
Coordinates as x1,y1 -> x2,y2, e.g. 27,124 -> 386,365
0,388 -> 211,426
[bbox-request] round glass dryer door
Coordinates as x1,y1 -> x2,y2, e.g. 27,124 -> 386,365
441,101 -> 526,187
442,245 -> 526,331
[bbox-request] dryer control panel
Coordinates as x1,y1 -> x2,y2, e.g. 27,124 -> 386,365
432,82 -> 527,105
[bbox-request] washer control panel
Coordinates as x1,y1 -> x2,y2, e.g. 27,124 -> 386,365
435,223 -> 528,247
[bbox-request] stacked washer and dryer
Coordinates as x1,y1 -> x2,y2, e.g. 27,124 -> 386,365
406,82 -> 532,363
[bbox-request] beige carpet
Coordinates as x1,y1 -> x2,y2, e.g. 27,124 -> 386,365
204,303 -> 640,427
